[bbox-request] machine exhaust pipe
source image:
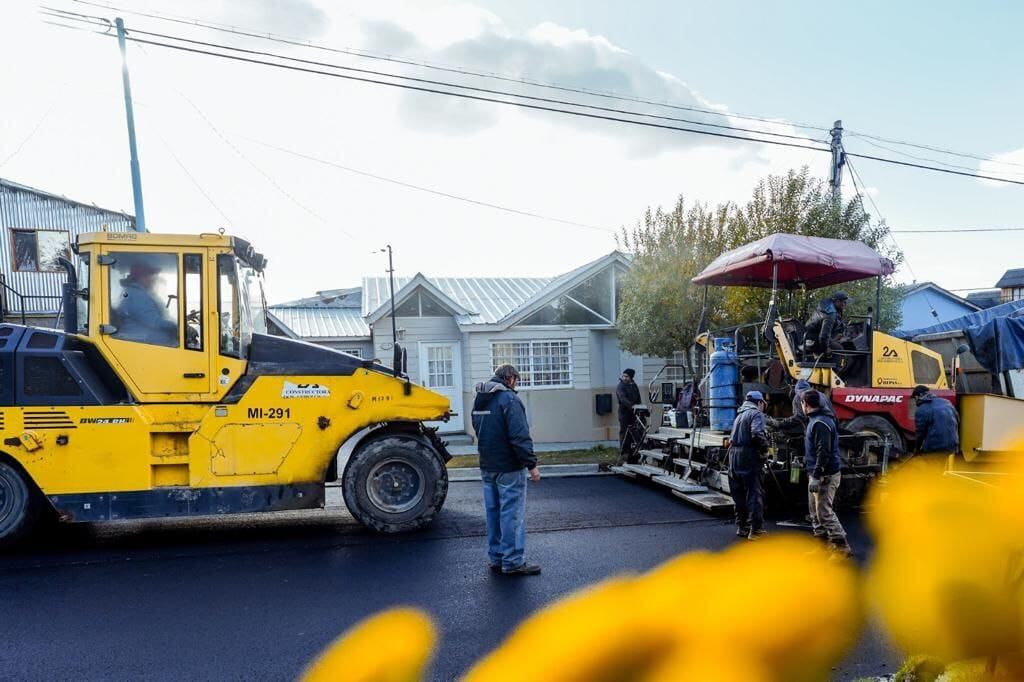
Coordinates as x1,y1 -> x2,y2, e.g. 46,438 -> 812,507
57,257 -> 78,335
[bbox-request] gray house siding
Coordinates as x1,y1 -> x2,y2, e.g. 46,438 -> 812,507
462,327 -> 619,442
373,314 -> 462,383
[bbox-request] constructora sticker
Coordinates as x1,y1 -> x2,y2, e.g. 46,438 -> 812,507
282,382 -> 330,399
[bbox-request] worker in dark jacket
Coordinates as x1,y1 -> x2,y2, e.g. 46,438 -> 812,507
802,390 -> 851,554
912,385 -> 959,454
472,365 -> 541,576
727,391 -> 769,539
616,368 -> 643,464
803,291 -> 849,356
767,378 -> 836,432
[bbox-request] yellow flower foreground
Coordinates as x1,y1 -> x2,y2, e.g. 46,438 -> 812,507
300,459 -> 1024,681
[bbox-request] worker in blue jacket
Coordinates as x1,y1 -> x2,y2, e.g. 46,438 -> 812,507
802,390 -> 851,555
472,365 -> 541,576
912,385 -> 959,454
727,391 -> 769,540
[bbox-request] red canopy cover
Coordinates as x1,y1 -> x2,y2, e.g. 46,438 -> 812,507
691,233 -> 895,290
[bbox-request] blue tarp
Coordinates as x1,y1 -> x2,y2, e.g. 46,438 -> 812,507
965,316 -> 1024,374
893,299 -> 1024,339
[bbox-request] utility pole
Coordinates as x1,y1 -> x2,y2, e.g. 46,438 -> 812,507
828,119 -> 845,202
115,18 -> 146,232
385,244 -> 397,350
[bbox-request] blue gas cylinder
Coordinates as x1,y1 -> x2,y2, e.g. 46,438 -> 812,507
708,337 -> 739,433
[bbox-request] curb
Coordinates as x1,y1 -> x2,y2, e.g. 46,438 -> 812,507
447,463 -> 610,482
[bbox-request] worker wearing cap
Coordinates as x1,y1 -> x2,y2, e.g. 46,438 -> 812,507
802,390 -> 851,554
803,291 -> 850,356
114,258 -> 178,347
616,368 -> 643,464
766,378 -> 836,432
912,385 -> 959,454
727,390 -> 769,539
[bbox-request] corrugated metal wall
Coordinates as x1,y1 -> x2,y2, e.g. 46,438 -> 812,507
0,181 -> 134,315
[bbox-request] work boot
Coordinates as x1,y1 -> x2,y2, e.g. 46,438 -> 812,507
828,538 -> 853,557
502,562 -> 542,576
748,529 -> 768,540
736,526 -> 751,538
488,563 -> 502,574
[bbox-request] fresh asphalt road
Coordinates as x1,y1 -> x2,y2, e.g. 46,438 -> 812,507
0,476 -> 898,681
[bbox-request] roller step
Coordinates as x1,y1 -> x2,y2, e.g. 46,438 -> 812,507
616,463 -> 667,478
651,475 -> 709,494
639,449 -> 668,463
670,490 -> 735,512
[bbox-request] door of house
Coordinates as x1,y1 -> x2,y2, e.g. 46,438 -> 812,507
419,342 -> 463,434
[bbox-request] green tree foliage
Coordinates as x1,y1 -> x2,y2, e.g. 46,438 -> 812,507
617,168 -> 904,359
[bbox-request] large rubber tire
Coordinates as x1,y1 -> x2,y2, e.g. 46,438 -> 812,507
0,460 -> 41,549
843,415 -> 907,458
342,435 -> 448,534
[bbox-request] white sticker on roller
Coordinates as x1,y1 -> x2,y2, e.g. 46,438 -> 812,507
282,382 -> 330,399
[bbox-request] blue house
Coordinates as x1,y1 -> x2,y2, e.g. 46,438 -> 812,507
897,282 -> 980,333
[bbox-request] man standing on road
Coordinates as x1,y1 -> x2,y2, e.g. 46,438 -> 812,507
727,391 -> 769,539
471,364 -> 542,577
912,385 -> 959,455
802,390 -> 852,555
616,368 -> 643,464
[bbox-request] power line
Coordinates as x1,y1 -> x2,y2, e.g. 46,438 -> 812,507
50,13 -> 1024,189
41,19 -> 847,157
151,128 -> 233,227
847,130 -> 1024,171
42,13 -> 628,235
238,136 -> 619,234
891,227 -> 1024,234
57,2 -> 1024,180
853,135 -> 1024,180
846,151 -> 1024,187
68,0 -> 832,135
46,10 -> 824,146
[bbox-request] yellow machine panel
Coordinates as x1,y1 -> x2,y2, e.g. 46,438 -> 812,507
871,332 -> 947,390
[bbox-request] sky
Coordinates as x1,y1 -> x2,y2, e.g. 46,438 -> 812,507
2,0 -> 1023,305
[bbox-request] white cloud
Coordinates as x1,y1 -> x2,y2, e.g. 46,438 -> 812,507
978,145 -> 1024,187
0,0 -> 826,306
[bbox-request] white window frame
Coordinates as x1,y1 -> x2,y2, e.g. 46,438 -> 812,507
339,348 -> 362,358
490,339 -> 573,390
664,352 -> 689,381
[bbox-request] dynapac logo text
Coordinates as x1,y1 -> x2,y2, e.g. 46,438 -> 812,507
843,394 -> 904,404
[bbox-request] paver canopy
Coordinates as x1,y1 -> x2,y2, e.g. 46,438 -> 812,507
691,233 -> 895,290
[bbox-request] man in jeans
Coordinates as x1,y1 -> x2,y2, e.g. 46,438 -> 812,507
802,390 -> 852,555
471,364 -> 542,576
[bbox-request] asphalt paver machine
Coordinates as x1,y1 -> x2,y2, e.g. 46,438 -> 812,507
612,233 -> 950,513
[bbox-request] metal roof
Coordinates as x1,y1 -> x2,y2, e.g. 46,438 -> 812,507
0,178 -> 134,221
362,276 -> 551,325
267,307 -> 370,339
273,287 -> 362,309
995,268 -> 1024,289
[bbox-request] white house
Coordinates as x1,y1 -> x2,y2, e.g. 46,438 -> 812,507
269,251 -> 667,444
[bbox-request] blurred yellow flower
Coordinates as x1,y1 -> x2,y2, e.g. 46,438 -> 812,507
467,535 -> 861,682
866,460 -> 1024,665
301,607 -> 437,682
463,577 -> 674,682
640,535 -> 862,682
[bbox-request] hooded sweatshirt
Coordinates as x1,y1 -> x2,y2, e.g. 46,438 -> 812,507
727,400 -> 767,475
471,379 -> 536,473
